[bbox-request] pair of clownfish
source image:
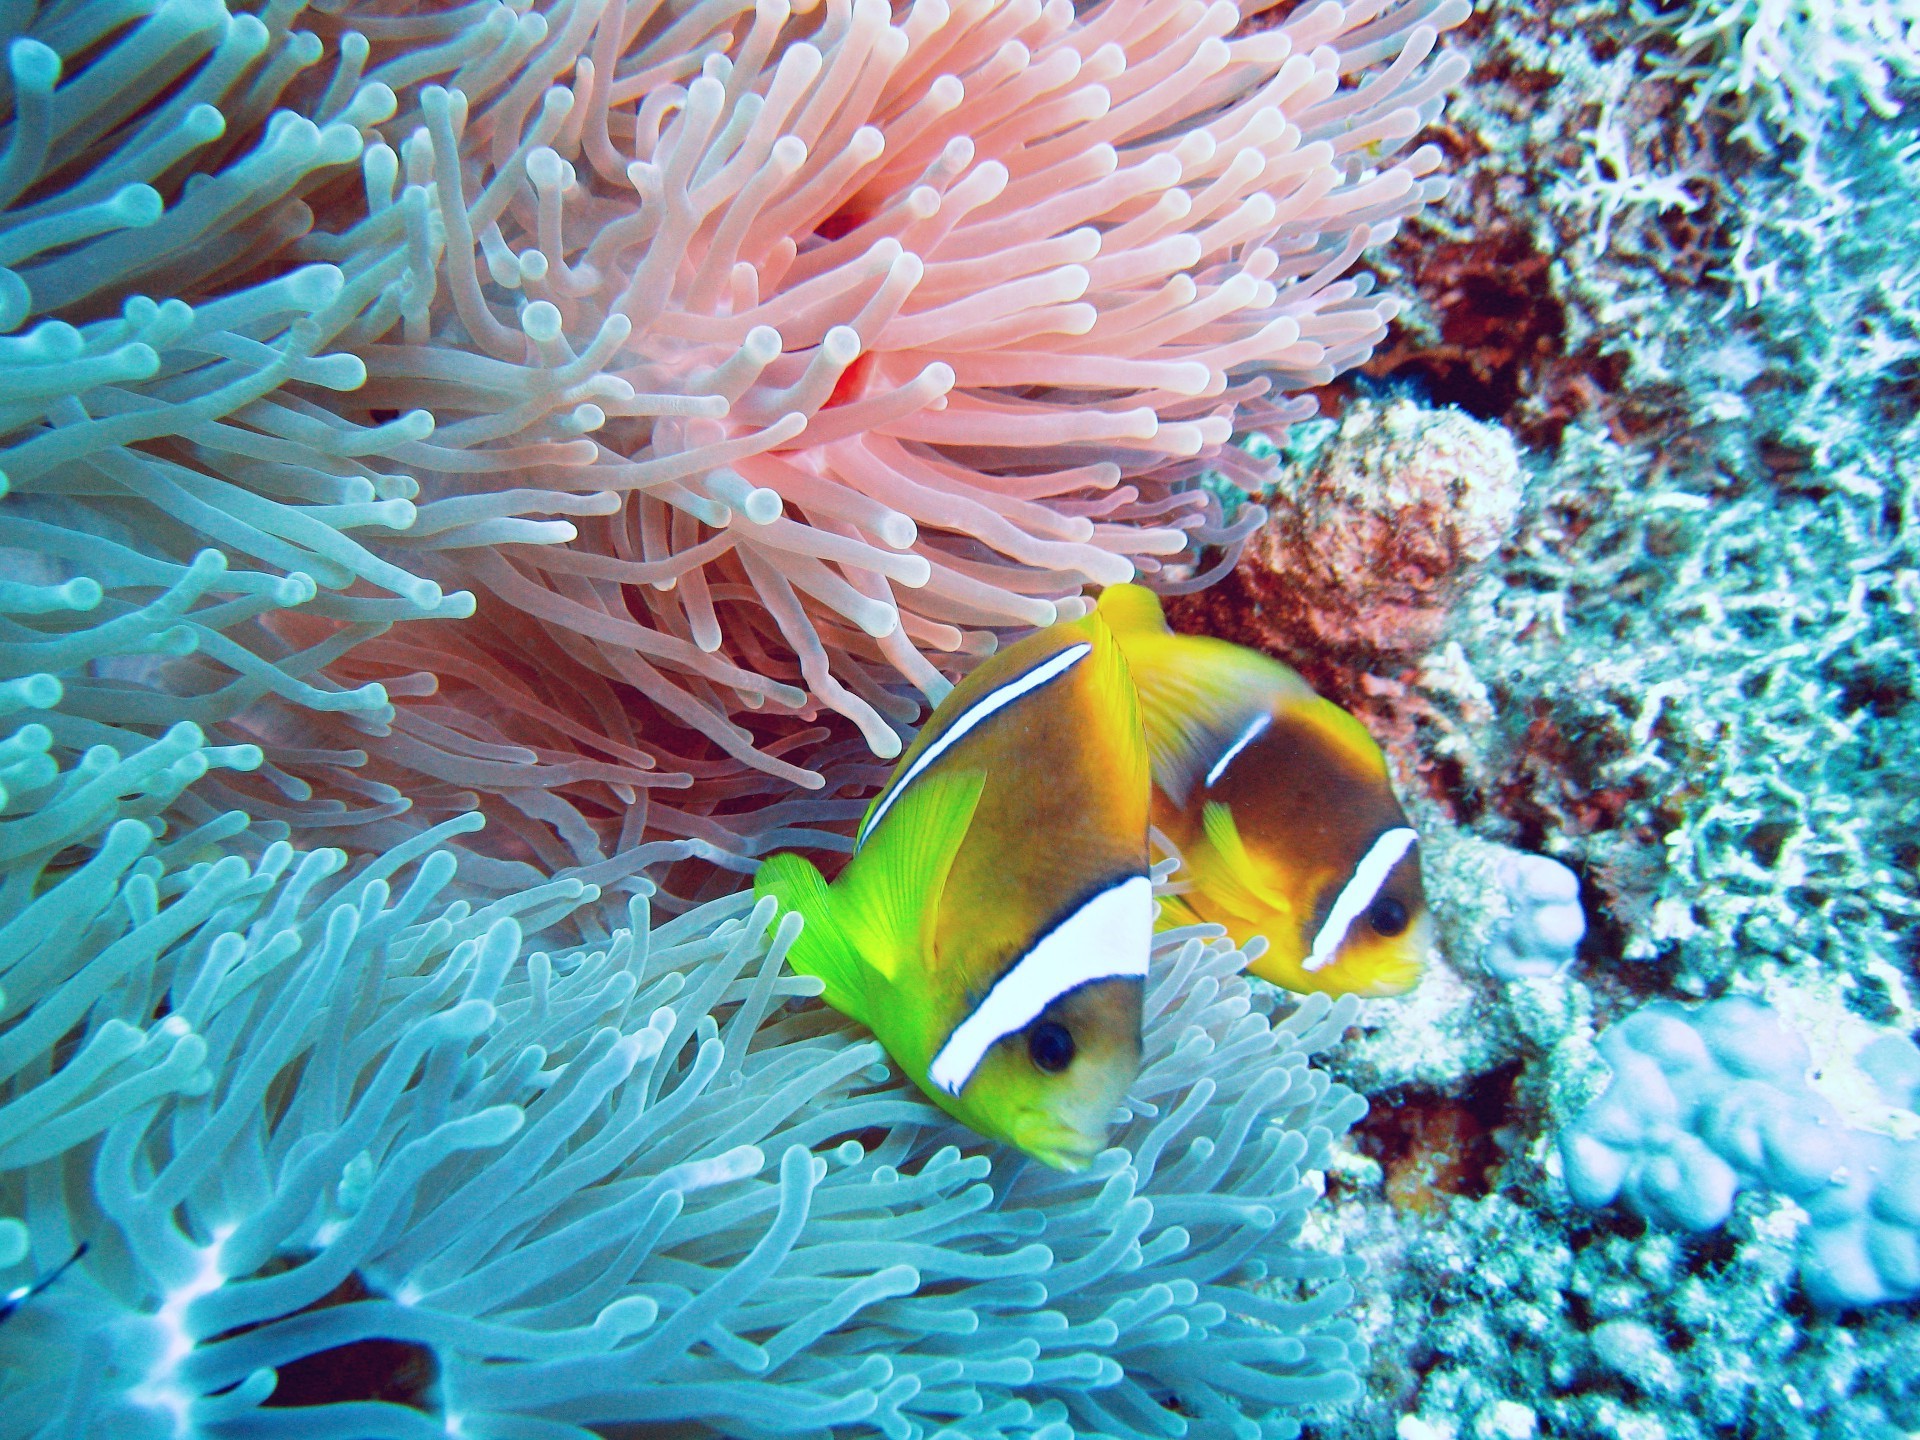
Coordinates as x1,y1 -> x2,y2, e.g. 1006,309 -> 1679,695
755,585 -> 1430,1171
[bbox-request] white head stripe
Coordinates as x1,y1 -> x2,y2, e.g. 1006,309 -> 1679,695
1204,712 -> 1271,789
857,643 -> 1091,849
928,874 -> 1153,1096
1302,827 -> 1419,973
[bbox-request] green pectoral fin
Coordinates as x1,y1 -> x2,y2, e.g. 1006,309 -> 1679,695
1200,800 -> 1294,921
838,765 -> 985,983
755,853 -> 874,1025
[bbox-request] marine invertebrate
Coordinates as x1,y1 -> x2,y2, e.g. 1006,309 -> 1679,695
1215,0 -> 1920,1431
1481,849 -> 1584,981
1357,1180 -> 1920,1440
1,0 -> 1469,880
0,743 -> 1368,1437
1561,996 -> 1920,1308
337,0 -> 1472,772
1172,397 -> 1523,699
0,4 -> 559,883
1638,0 -> 1920,156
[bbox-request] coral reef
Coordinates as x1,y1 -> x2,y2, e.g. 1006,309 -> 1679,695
1562,997 -> 1920,1308
1198,0 -> 1920,1433
1638,0 -> 1920,159
1334,1185 -> 1920,1440
9,0 -> 1918,1436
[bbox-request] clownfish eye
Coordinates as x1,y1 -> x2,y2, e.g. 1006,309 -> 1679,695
1027,1021 -> 1075,1073
1367,895 -> 1410,937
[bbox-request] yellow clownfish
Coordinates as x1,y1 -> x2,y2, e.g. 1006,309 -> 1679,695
1096,584 -> 1430,998
755,611 -> 1152,1171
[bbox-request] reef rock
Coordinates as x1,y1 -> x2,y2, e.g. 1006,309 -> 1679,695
1177,398 -> 1525,695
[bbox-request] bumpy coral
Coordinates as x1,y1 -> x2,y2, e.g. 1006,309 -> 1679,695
0,0 -> 1468,883
1482,849 -> 1585,982
1561,996 -> 1920,1309
0,804 -> 1367,1437
1172,396 -> 1523,697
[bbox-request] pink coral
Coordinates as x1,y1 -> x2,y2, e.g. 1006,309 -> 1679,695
1171,395 -> 1523,703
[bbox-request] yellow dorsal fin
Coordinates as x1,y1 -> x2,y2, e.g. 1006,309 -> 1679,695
1296,695 -> 1394,783
1100,586 -> 1308,805
1095,582 -> 1175,641
833,766 -> 984,982
1199,800 -> 1294,921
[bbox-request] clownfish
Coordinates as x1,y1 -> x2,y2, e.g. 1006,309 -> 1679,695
755,611 -> 1152,1170
1096,584 -> 1430,998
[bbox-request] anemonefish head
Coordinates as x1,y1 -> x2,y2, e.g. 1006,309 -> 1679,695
1287,825 -> 1431,997
759,846 -> 1145,1170
925,874 -> 1151,1171
1214,704 -> 1434,998
1186,801 -> 1432,997
943,975 -> 1143,1172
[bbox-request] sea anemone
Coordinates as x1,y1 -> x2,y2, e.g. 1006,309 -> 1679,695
0,780 -> 1368,1436
0,0 -> 1465,878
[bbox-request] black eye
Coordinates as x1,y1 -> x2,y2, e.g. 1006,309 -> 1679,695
1027,1021 -> 1075,1073
1367,895 -> 1409,936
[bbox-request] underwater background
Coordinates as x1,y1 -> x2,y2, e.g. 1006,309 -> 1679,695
0,0 -> 1915,1436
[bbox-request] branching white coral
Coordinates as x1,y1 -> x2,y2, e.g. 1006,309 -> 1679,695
1637,0 -> 1920,152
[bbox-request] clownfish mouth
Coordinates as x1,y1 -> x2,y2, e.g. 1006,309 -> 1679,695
1016,1117 -> 1109,1172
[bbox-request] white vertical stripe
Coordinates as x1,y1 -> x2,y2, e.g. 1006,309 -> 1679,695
928,875 -> 1153,1096
1204,712 -> 1271,789
857,642 -> 1091,849
1302,827 -> 1419,973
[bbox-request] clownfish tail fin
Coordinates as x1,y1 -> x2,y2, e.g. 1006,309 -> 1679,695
755,853 -> 873,1025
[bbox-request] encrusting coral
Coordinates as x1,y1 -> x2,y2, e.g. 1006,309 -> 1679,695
0,0 -> 1467,882
1562,996 -> 1920,1310
1171,396 -> 1522,701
